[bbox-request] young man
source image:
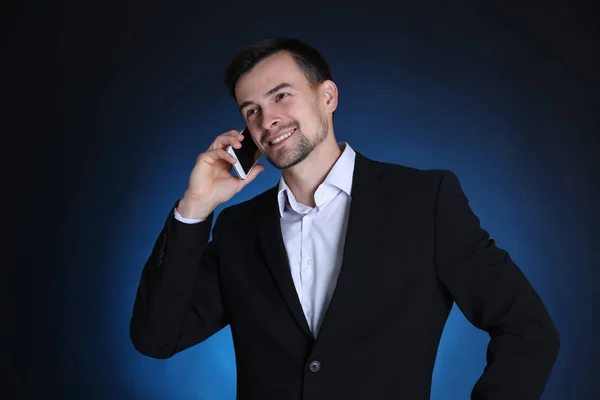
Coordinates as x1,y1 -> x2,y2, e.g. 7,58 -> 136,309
130,38 -> 559,399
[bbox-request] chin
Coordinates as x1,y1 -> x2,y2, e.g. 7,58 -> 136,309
275,151 -> 312,170
266,128 -> 317,169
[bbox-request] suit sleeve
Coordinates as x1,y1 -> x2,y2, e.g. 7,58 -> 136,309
433,171 -> 560,399
129,201 -> 229,359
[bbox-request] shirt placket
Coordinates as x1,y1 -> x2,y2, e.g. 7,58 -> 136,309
300,212 -> 315,332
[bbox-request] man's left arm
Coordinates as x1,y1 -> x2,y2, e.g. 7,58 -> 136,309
433,170 -> 560,400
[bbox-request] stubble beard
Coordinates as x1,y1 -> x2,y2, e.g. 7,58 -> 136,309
266,112 -> 329,170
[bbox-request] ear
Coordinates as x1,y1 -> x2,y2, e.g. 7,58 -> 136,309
320,80 -> 338,114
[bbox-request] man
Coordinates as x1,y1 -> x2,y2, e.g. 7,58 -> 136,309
130,38 -> 560,399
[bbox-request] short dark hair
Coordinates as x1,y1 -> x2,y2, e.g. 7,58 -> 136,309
224,37 -> 333,99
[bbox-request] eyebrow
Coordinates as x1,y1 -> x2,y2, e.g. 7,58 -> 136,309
238,82 -> 295,113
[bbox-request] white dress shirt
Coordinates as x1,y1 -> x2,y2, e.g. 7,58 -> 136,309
175,143 -> 356,337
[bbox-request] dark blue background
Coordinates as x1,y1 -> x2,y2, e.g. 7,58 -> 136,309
16,1 -> 599,399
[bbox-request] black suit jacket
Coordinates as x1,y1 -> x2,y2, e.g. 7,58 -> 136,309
130,152 -> 559,399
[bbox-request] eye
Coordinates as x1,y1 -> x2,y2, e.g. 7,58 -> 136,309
276,92 -> 289,100
246,108 -> 258,118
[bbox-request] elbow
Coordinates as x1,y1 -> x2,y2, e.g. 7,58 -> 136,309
534,316 -> 561,363
547,320 -> 561,358
129,319 -> 176,360
130,338 -> 175,360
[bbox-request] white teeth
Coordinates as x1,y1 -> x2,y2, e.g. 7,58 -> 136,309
271,129 -> 294,145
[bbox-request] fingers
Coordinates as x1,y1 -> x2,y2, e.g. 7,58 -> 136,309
239,164 -> 265,187
209,130 -> 245,151
197,148 -> 238,165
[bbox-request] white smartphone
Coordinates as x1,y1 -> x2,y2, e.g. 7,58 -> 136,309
226,126 -> 262,179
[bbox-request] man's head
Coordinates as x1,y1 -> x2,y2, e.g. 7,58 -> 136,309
224,38 -> 338,170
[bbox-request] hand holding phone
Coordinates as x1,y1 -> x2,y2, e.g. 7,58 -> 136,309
176,128 -> 264,219
226,126 -> 263,179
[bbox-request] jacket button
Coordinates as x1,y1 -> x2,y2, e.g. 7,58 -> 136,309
309,360 -> 321,372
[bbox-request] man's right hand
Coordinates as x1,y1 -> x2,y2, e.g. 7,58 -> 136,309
176,130 -> 265,219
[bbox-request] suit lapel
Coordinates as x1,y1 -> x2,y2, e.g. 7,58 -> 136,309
256,152 -> 387,341
257,187 -> 313,338
313,152 -> 387,345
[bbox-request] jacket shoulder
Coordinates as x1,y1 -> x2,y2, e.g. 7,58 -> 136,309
361,154 -> 456,188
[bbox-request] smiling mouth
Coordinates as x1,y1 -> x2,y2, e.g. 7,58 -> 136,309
269,128 -> 296,146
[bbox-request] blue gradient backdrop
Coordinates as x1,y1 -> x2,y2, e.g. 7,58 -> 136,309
22,1 -> 599,399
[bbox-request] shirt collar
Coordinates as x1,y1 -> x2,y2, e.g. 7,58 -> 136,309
277,142 -> 356,217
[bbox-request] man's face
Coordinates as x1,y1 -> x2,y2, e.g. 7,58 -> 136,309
235,51 -> 330,170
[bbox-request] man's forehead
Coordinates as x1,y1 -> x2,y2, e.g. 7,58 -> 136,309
235,52 -> 303,99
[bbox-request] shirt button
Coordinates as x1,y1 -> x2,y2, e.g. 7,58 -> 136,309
307,311 -> 313,318
309,360 -> 321,372
306,258 -> 313,266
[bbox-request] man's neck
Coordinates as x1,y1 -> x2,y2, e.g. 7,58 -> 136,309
282,138 -> 342,207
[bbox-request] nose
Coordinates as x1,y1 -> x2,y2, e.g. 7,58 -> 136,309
261,107 -> 281,131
